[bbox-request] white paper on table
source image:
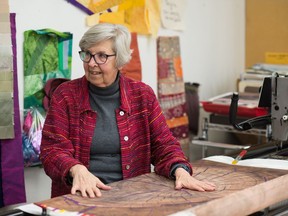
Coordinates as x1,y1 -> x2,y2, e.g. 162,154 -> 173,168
204,155 -> 288,170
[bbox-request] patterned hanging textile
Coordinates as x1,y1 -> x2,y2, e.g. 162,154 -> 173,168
156,36 -> 190,156
0,12 -> 26,207
23,29 -> 72,109
23,29 -> 72,167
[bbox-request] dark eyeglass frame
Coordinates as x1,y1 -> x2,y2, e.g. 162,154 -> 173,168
78,51 -> 116,65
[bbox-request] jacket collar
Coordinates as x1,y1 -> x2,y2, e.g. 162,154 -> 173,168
119,73 -> 131,115
79,73 -> 131,115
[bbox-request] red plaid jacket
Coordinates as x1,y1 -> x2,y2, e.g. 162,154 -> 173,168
40,74 -> 191,198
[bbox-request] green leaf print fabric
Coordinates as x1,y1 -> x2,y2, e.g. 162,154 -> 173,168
23,29 -> 72,109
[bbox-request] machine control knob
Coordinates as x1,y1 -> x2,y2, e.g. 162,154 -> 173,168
282,115 -> 288,121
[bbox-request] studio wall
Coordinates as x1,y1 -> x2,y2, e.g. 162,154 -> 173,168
8,0 -> 245,203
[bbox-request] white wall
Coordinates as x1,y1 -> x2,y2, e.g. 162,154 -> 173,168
9,0 -> 245,203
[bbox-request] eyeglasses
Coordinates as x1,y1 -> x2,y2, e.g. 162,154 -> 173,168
78,51 -> 116,64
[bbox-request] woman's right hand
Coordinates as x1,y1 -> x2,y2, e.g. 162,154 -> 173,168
69,164 -> 112,198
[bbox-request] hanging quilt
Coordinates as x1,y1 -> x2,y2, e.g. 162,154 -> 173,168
0,11 -> 26,207
23,29 -> 72,166
157,36 -> 189,155
23,29 -> 72,109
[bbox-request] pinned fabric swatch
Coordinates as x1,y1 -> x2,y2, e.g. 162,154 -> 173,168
99,0 -> 161,36
69,0 -> 161,36
0,72 -> 14,139
0,93 -> 14,138
23,29 -> 72,109
121,32 -> 142,81
0,0 -> 14,139
23,29 -> 72,167
157,36 -> 189,153
22,107 -> 45,167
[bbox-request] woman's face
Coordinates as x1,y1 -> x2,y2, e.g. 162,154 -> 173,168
84,39 -> 119,87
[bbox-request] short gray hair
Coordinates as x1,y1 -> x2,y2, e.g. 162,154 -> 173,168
79,23 -> 132,68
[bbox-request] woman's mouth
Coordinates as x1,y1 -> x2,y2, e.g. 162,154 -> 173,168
89,70 -> 102,75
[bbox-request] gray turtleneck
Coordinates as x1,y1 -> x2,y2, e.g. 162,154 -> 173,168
88,75 -> 123,184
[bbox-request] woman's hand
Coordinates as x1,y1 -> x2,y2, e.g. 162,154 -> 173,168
69,164 -> 111,198
174,167 -> 216,191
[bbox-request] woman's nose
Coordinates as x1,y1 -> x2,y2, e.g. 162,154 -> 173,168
88,57 -> 99,66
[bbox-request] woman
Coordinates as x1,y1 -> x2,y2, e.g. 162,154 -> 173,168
40,23 -> 215,198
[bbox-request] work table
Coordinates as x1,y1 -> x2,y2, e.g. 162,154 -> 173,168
34,160 -> 288,216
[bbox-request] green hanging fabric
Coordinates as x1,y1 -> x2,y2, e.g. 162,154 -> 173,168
23,29 -> 72,109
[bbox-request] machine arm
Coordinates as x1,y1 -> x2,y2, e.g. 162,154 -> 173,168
229,92 -> 271,131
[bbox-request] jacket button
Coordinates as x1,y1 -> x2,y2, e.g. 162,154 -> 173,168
119,111 -> 124,116
126,165 -> 130,170
124,136 -> 129,141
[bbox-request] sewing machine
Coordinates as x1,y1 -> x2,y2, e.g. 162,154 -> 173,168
229,72 -> 288,159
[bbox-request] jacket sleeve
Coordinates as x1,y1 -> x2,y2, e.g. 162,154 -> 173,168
147,87 -> 192,178
40,87 -> 82,187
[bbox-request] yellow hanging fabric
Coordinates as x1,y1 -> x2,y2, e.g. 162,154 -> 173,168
86,0 -> 161,36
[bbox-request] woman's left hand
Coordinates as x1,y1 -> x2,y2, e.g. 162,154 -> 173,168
174,167 -> 216,192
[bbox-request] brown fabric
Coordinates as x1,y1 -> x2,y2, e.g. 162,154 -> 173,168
121,32 -> 142,81
35,160 -> 288,215
185,82 -> 200,135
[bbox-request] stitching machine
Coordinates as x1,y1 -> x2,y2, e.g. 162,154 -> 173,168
230,72 -> 288,158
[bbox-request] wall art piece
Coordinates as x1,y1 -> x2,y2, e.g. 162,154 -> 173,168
23,28 -> 72,166
68,0 -> 161,36
157,36 -> 189,155
0,6 -> 26,206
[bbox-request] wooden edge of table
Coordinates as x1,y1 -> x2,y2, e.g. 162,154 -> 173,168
170,173 -> 288,216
